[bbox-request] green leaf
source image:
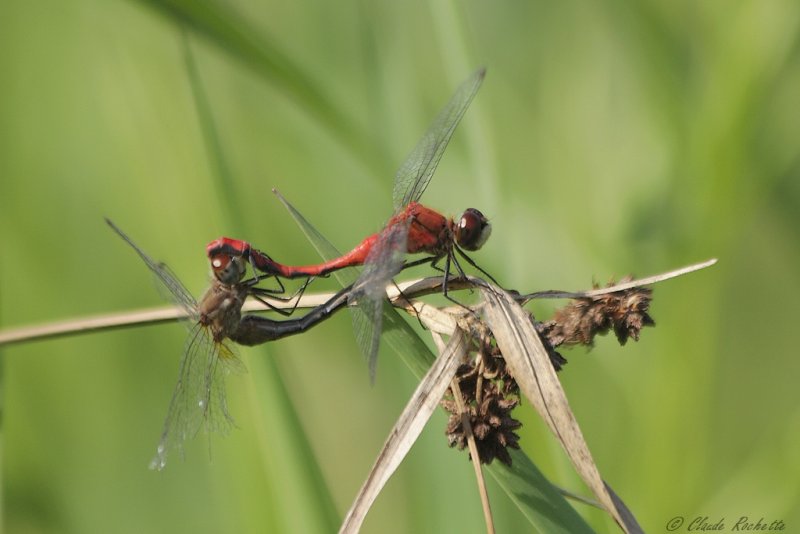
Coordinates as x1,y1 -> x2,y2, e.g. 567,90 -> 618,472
136,0 -> 386,175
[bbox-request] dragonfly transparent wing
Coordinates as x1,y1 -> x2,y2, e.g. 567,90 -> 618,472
349,219 -> 410,380
105,218 -> 199,321
149,324 -> 242,470
106,220 -> 244,469
392,68 -> 485,211
150,323 -> 214,470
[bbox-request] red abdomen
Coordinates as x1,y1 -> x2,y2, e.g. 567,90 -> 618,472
282,202 -> 450,277
278,234 -> 379,277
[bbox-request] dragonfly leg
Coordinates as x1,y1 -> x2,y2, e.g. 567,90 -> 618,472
247,253 -> 262,284
426,255 -> 446,274
247,277 -> 312,316
441,251 -> 498,315
402,255 -> 440,271
282,277 -> 313,315
247,293 -> 293,316
440,252 -> 471,310
450,251 -> 502,303
389,278 -> 429,331
243,273 -> 288,296
454,247 -> 500,286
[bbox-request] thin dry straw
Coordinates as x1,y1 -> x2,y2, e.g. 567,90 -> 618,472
0,259 -> 717,347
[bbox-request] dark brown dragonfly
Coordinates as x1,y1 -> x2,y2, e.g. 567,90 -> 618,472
106,219 -> 350,470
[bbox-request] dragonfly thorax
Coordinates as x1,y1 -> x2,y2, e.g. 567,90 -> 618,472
198,280 -> 248,341
454,208 -> 491,251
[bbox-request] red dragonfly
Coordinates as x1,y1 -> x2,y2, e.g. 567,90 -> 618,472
206,68 -> 494,378
107,219 -> 351,469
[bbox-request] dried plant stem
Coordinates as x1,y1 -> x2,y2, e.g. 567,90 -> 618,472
0,259 -> 717,348
0,306 -> 186,346
450,377 -> 496,534
0,291 -> 339,347
0,277 -> 472,348
523,258 -> 717,301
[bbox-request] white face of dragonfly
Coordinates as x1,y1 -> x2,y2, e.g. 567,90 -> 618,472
454,208 -> 492,251
209,253 -> 248,285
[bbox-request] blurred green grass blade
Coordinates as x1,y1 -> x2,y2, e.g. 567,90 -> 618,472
134,0 -> 386,176
182,41 -> 338,532
273,189 -> 358,288
378,304 -> 435,373
488,450 -> 593,534
181,30 -> 244,231
277,191 -> 589,530
605,0 -> 689,135
247,356 -> 340,533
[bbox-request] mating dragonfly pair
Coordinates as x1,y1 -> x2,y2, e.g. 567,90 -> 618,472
109,68 -> 497,470
107,69 -> 491,470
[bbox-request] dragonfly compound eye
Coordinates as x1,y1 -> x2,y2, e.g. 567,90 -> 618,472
210,253 -> 247,285
455,208 -> 491,251
206,237 -> 250,259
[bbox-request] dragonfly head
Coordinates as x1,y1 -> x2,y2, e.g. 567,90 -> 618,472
207,238 -> 251,284
206,237 -> 251,259
454,208 -> 491,251
209,252 -> 247,285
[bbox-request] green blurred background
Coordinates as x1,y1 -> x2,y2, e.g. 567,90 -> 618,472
2,0 -> 799,532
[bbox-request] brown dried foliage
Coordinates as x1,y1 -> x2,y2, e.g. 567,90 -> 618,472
442,279 -> 655,465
